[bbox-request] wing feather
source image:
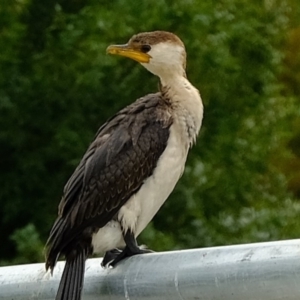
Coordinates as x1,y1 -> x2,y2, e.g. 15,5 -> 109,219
46,93 -> 172,264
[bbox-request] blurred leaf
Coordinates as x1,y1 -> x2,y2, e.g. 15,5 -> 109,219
0,224 -> 44,265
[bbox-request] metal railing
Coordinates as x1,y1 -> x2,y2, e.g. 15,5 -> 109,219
1,239 -> 300,299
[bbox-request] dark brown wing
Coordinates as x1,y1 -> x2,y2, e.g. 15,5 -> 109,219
45,93 -> 172,269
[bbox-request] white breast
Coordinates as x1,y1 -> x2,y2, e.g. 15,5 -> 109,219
120,124 -> 189,236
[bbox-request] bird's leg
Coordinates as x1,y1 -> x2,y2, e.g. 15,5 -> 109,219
124,230 -> 154,255
108,230 -> 153,267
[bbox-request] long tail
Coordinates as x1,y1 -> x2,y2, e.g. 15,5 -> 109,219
56,248 -> 87,300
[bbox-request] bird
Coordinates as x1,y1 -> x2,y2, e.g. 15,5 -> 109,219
45,30 -> 203,300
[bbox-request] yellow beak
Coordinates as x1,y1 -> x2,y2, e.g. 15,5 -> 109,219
106,44 -> 151,63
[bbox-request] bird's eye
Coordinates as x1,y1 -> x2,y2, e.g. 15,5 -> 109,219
141,45 -> 151,53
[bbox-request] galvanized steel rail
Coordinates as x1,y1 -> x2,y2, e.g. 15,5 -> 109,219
1,239 -> 300,299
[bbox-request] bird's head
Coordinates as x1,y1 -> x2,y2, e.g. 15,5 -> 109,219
107,31 -> 187,81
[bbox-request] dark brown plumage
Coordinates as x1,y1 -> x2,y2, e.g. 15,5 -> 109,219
45,93 -> 172,271
129,31 -> 185,47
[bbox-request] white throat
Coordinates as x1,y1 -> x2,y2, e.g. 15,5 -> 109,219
162,75 -> 204,148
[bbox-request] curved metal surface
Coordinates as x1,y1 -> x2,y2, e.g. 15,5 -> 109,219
1,239 -> 300,299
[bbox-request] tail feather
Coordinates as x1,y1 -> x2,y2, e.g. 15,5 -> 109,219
45,218 -> 67,271
56,249 -> 87,300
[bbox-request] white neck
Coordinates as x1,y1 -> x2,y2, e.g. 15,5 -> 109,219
159,68 -> 186,87
139,39 -> 203,147
160,74 -> 204,148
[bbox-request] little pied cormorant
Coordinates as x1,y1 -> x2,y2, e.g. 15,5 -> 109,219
45,30 -> 203,300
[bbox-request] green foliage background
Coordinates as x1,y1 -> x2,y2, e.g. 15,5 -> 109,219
0,0 -> 300,265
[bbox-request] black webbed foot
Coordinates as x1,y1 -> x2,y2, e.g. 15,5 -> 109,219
108,230 -> 154,267
101,248 -> 122,268
108,245 -> 153,267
